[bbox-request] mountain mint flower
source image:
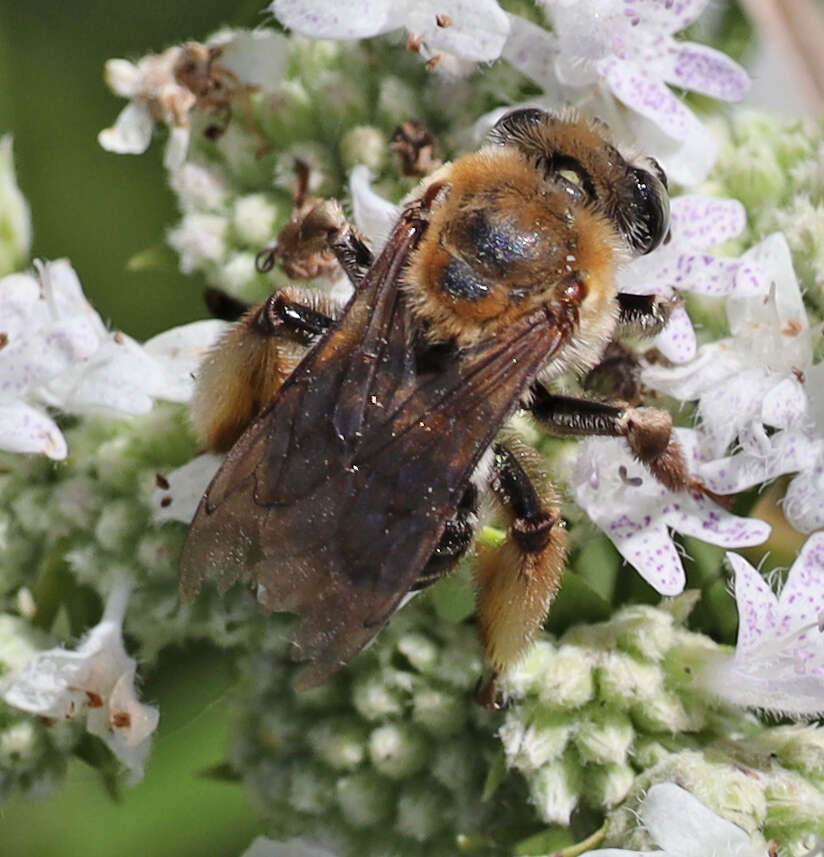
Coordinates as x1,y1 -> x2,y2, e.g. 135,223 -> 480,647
617,196 -> 765,363
644,233 -> 813,459
503,0 -> 749,184
1,582 -> 159,782
573,430 -> 770,595
269,0 -> 510,65
582,782 -> 769,857
99,29 -> 289,168
700,536 -> 824,716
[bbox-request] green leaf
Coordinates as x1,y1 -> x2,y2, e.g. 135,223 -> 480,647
481,749 -> 506,802
514,826 -> 574,856
126,243 -> 179,273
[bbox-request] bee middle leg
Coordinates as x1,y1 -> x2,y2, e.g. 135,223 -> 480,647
527,384 -> 700,493
474,436 -> 568,708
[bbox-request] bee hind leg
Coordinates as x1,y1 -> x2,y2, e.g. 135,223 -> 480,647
412,484 -> 479,591
475,437 -> 568,709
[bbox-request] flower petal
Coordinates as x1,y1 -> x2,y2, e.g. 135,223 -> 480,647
654,303 -> 695,363
776,532 -> 824,638
661,492 -> 770,549
698,430 -> 821,496
143,319 -> 227,403
0,400 -> 67,459
784,461 -> 824,533
98,102 -> 154,155
405,1 -> 510,63
215,29 -> 290,88
657,42 -> 749,101
349,165 -> 400,250
642,782 -> 761,857
502,13 -> 559,86
598,58 -> 696,139
670,196 -> 745,248
270,0 -> 401,40
728,552 -> 778,651
153,453 -> 222,524
618,0 -> 710,33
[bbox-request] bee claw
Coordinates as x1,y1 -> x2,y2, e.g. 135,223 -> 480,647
474,672 -> 510,710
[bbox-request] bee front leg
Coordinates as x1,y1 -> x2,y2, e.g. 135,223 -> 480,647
475,437 -> 568,709
616,292 -> 676,338
528,385 -> 701,494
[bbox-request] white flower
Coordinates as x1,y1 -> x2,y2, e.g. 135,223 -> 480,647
348,165 -> 399,250
644,234 -> 813,458
1,582 -> 159,782
99,29 -> 289,169
0,259 -> 225,458
0,136 -> 31,276
699,536 -> 824,717
153,453 -> 222,524
167,213 -> 228,274
503,1 -> 749,184
269,0 -> 510,64
582,782 -> 768,857
573,430 -> 770,595
617,196 -> 766,363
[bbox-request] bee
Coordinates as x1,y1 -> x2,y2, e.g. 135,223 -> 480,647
180,108 -> 692,704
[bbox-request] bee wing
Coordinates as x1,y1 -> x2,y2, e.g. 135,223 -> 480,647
180,211 -> 571,688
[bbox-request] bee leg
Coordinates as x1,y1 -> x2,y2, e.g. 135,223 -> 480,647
191,286 -> 346,453
616,292 -> 676,338
528,385 -> 701,494
474,438 -> 568,709
412,484 -> 478,591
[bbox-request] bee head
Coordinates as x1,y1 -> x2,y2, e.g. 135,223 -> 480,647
489,108 -> 671,257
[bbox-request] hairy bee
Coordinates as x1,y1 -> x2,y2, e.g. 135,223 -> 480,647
181,108 -> 690,703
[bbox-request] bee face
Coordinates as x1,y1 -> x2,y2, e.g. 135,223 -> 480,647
488,108 -> 671,257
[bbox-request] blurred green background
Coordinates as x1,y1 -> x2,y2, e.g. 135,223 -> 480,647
0,1 -> 267,854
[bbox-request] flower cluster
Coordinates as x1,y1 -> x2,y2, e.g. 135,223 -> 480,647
1,1 -> 824,855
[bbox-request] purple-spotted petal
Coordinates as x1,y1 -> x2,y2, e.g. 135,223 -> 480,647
269,0 -> 401,40
404,1 -> 510,63
662,493 -> 770,548
761,376 -> 807,430
0,316 -> 101,397
617,0 -> 710,34
503,13 -> 559,87
777,533 -> 824,638
0,400 -> 67,459
785,462 -> 824,533
728,552 -> 777,651
657,41 -> 749,101
699,431 -> 821,495
642,343 -> 738,402
670,196 -> 745,248
598,57 -> 696,138
654,303 -> 695,363
611,519 -> 686,595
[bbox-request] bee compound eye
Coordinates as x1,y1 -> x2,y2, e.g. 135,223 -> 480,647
626,168 -> 671,256
489,108 -> 548,145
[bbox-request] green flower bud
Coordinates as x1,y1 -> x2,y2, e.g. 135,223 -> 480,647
584,762 -> 635,808
395,780 -> 452,842
369,722 -> 429,780
336,769 -> 394,827
595,651 -> 664,708
573,709 -> 634,766
233,194 -> 278,247
340,126 -> 387,172
352,671 -> 405,721
500,706 -> 573,771
309,718 -> 367,771
526,751 -> 583,826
